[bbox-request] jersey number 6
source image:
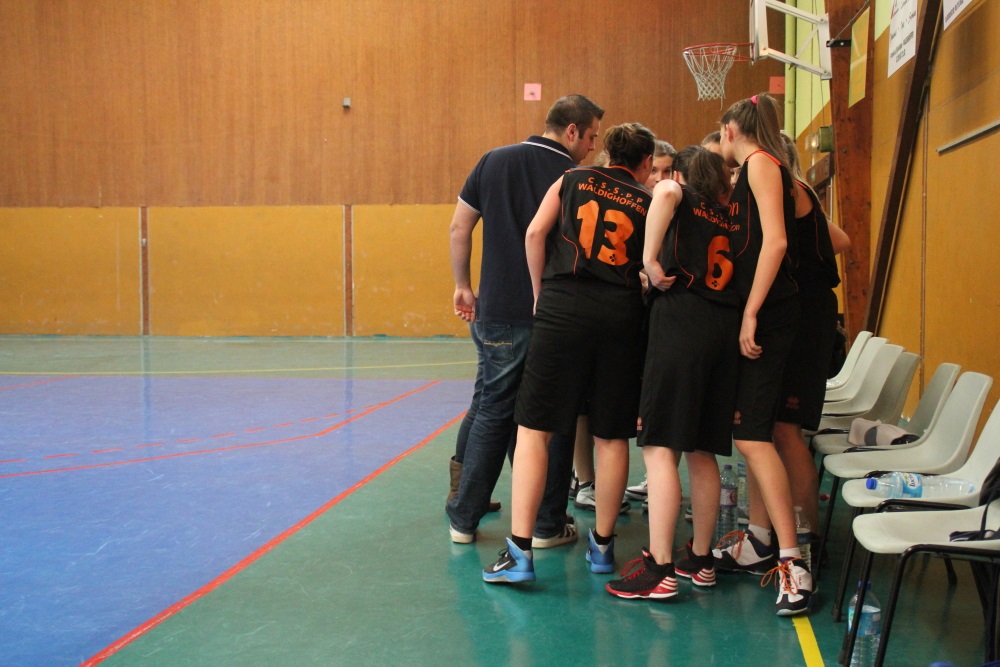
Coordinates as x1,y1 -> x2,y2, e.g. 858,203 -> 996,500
706,236 -> 734,291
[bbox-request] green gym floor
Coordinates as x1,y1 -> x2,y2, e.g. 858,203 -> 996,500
0,336 -> 989,666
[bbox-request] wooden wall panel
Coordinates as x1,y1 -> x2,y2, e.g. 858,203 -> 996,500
352,205 -> 481,337
1,1 -> 781,208
873,0 -> 1000,425
147,207 -> 345,336
515,1 -> 785,152
0,208 -> 140,334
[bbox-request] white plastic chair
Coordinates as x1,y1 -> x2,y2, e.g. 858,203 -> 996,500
827,330 -> 874,390
845,493 -> 1000,666
813,357 -> 952,457
813,350 -> 920,456
825,336 -> 889,404
825,381 -> 994,620
825,372 -> 992,480
897,362 -> 962,436
817,343 -> 902,421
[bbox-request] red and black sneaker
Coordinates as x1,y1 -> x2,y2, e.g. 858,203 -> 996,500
606,549 -> 678,599
674,540 -> 716,587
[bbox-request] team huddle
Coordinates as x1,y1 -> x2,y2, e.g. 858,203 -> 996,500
448,93 -> 848,618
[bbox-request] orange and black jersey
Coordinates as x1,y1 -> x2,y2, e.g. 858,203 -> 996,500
543,166 -> 649,289
793,181 -> 841,289
656,185 -> 740,307
728,149 -> 799,305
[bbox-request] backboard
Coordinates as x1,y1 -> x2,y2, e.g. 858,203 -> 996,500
750,0 -> 833,80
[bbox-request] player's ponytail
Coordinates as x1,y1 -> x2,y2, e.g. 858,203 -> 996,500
721,93 -> 787,168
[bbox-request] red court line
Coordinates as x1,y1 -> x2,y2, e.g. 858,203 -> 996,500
1,381 -> 439,480
80,408 -> 467,667
0,376 -> 75,391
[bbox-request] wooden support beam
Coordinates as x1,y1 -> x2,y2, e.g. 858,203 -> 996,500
863,0 -> 942,333
826,0 -> 874,340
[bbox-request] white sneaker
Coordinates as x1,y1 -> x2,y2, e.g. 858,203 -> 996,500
574,482 -> 630,514
449,523 -> 475,544
767,558 -> 813,616
532,518 -> 579,549
625,477 -> 648,501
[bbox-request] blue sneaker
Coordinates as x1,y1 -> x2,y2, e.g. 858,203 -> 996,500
586,529 -> 615,574
483,538 -> 535,584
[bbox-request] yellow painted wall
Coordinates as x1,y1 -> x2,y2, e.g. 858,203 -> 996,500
0,204 -> 483,338
873,0 -> 1000,426
352,205 -> 481,338
148,207 -> 345,337
0,208 -> 140,334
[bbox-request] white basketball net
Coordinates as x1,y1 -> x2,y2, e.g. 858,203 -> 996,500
683,44 -> 739,102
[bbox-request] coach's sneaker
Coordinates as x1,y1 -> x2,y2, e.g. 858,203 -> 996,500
764,558 -> 813,616
625,477 -> 648,501
586,529 -> 615,574
574,482 -> 630,514
713,530 -> 777,575
449,523 -> 476,544
531,515 -> 578,549
674,541 -> 716,587
606,549 -> 678,599
483,539 -> 535,584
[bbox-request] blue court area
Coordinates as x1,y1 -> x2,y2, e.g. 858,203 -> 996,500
0,337 -> 991,667
0,371 -> 471,666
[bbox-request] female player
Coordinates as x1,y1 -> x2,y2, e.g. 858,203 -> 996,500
745,133 -> 850,556
605,145 -> 739,600
483,123 -> 655,584
711,93 -> 813,616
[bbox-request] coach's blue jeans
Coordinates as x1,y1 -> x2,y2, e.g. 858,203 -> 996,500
446,319 -> 573,537
453,322 -> 485,464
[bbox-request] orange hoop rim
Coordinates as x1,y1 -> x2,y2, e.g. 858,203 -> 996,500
682,42 -> 754,62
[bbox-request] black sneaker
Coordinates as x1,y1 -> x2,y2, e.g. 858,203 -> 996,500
674,541 -> 716,587
712,530 -> 777,575
763,558 -> 813,616
605,549 -> 678,599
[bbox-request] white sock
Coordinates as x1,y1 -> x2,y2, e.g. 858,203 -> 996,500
748,524 -> 772,545
779,547 -> 802,561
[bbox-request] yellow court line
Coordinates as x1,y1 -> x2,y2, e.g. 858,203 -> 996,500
0,360 -> 476,377
794,616 -> 826,666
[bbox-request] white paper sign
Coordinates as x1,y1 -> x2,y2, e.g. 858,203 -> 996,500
888,0 -> 918,78
943,0 -> 972,28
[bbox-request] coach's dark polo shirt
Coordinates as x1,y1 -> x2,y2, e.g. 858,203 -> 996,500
458,136 -> 574,326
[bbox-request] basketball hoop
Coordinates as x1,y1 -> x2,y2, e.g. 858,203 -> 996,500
682,43 -> 753,103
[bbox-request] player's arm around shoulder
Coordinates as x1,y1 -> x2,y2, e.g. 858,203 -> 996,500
642,179 -> 681,292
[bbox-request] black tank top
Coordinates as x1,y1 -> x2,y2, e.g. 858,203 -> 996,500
657,185 -> 740,307
793,182 -> 841,289
543,165 -> 649,289
728,150 -> 799,305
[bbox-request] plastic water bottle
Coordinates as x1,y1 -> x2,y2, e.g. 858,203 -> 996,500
715,464 -> 738,543
865,472 -> 976,499
920,476 -> 976,498
847,582 -> 882,667
794,505 -> 812,571
736,460 -> 749,525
